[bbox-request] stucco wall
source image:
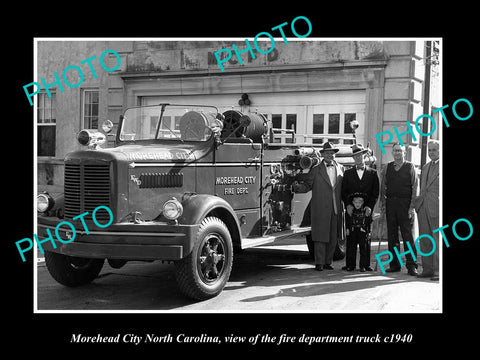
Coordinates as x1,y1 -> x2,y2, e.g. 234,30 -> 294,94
36,39 -> 437,192
121,40 -> 388,72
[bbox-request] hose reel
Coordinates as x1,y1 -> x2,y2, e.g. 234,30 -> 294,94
221,110 -> 267,142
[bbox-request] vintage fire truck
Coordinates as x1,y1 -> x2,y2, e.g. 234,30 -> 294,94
37,103 -> 375,300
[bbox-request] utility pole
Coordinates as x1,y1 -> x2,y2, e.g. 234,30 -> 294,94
420,41 -> 432,168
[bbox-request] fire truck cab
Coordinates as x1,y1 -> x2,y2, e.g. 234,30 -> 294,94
37,103 -> 375,300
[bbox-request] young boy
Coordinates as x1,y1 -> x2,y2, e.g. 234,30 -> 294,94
344,192 -> 373,272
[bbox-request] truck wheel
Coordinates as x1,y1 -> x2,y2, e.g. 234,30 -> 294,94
305,234 -> 346,261
44,251 -> 104,287
174,217 -> 233,301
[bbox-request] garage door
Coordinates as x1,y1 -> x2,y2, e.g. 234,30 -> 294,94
141,90 -> 366,146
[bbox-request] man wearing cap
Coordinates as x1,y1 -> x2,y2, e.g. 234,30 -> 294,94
341,144 -> 380,271
292,142 -> 344,271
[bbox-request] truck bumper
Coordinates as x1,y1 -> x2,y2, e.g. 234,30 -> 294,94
37,216 -> 199,261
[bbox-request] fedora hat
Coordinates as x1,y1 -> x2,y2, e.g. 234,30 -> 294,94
351,143 -> 369,156
320,141 -> 339,153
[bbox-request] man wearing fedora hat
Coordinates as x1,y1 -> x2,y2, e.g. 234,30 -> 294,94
292,141 -> 344,271
341,144 -> 380,271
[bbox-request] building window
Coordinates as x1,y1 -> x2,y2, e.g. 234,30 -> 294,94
174,116 -> 182,131
83,90 -> 99,129
148,115 -> 183,138
311,112 -> 359,145
271,114 -> 282,143
269,113 -> 298,143
328,113 -> 340,143
150,115 -> 158,136
312,114 -> 325,144
37,92 -> 56,156
271,114 -> 282,129
343,113 -> 356,144
285,114 -> 297,143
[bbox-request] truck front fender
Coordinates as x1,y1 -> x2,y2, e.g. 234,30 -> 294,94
179,194 -> 241,248
179,194 -> 237,226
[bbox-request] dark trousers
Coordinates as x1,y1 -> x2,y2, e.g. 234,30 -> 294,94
313,211 -> 338,266
386,197 -> 417,270
346,230 -> 371,268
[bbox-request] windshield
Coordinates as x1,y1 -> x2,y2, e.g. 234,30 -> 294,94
119,104 -> 220,142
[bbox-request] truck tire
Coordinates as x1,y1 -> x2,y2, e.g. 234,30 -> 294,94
306,234 -> 346,261
44,251 -> 104,287
174,217 -> 233,301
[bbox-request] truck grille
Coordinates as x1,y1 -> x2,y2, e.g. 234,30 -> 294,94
64,163 -> 111,220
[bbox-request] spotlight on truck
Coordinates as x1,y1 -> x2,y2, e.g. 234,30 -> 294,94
77,120 -> 113,149
77,129 -> 107,149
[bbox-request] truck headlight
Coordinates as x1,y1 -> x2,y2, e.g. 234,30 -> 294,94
37,193 -> 54,213
162,198 -> 183,220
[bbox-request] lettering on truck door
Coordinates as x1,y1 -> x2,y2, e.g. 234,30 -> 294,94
214,143 -> 262,237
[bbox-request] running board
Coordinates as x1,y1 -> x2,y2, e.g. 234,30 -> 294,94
240,226 -> 311,249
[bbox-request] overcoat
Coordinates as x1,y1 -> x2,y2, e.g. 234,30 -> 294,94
415,160 -> 439,229
299,160 -> 344,243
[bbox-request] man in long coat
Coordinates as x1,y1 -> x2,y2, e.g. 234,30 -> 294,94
293,142 -> 344,271
414,140 -> 440,281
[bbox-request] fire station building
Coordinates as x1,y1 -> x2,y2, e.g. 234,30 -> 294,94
36,39 -> 441,195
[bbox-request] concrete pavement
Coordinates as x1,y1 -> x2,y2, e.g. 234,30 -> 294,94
35,235 -> 441,312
